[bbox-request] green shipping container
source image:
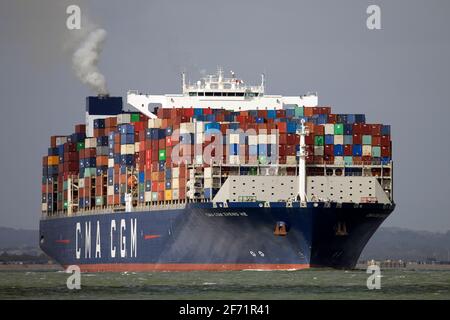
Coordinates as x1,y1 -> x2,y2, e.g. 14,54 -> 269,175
344,156 -> 353,165
258,155 -> 268,165
362,135 -> 372,145
76,141 -> 85,151
84,168 -> 96,177
314,135 -> 324,146
334,124 -> 344,135
159,149 -> 166,161
151,192 -> 158,201
294,106 -> 304,117
130,114 -> 140,122
95,197 -> 104,206
63,201 -> 68,209
139,183 -> 145,193
372,146 -> 381,157
63,181 -> 68,190
249,167 -> 257,175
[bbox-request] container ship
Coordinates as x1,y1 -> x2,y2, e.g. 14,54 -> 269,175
39,69 -> 395,271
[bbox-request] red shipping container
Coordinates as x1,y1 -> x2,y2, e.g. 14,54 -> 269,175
306,155 -> 314,164
372,136 -> 381,146
166,136 -> 173,146
279,145 -> 287,156
304,107 -> 314,117
381,146 -> 391,157
327,114 -> 337,124
286,145 -> 296,156
277,122 -> 287,133
324,145 -> 334,156
344,145 -> 353,156
353,134 -> 362,145
361,124 -> 371,135
353,156 -> 362,164
314,125 -> 324,135
313,156 -> 324,164
312,107 -> 321,115
287,134 -> 299,145
362,156 -> 372,164
50,136 -> 57,148
320,106 -> 331,115
381,135 -> 390,146
94,128 -> 105,137
75,124 -> 86,134
353,123 -> 363,134
279,134 -> 287,145
324,155 -> 334,163
370,124 -> 382,136
305,134 -> 314,145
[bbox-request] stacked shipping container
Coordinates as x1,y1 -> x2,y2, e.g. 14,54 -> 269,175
42,106 -> 392,215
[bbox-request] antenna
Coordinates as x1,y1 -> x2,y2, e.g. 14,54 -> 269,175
261,73 -> 265,92
182,72 -> 186,92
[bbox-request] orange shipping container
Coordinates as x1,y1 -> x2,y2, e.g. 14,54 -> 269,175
47,156 -> 59,166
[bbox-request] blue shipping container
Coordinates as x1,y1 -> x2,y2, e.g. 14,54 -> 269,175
325,135 -> 334,145
334,145 -> 344,156
352,144 -> 362,156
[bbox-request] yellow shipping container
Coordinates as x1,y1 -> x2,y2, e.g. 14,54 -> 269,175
47,156 -> 59,166
165,190 -> 172,201
151,172 -> 159,181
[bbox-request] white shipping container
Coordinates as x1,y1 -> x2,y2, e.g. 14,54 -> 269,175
172,178 -> 179,189
189,169 -> 195,179
108,159 -> 114,168
362,145 -> 372,157
204,167 -> 212,177
79,178 -> 85,188
118,114 -> 131,124
172,189 -> 179,200
85,138 -> 97,149
268,134 -> 277,144
325,124 -> 334,135
56,137 -> 68,146
286,156 -> 297,165
314,146 -> 324,156
334,156 -> 344,165
107,186 -> 114,195
334,135 -> 344,145
180,123 -> 195,134
230,133 -> 240,144
41,203 -> 47,212
121,144 -> 135,155
204,178 -> 213,188
135,142 -> 141,152
148,118 -> 162,128
172,167 -> 179,178
229,155 -> 240,164
248,135 -> 257,145
195,154 -> 203,164
144,191 -> 152,202
258,134 -> 268,144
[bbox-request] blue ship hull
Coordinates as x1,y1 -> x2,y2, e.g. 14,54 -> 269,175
39,202 -> 394,271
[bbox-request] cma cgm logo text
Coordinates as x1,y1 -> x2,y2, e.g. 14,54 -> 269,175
75,219 -> 137,259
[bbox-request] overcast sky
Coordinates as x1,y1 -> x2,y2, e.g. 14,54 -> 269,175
0,0 -> 449,231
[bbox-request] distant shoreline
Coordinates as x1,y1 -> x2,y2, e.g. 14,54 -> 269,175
1,263 -> 450,272
0,264 -> 63,271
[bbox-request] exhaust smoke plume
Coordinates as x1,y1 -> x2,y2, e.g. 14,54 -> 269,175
72,28 -> 108,95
